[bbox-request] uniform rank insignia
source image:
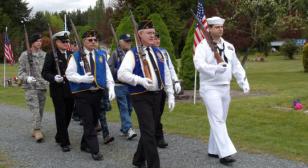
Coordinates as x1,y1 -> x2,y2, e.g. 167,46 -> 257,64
227,46 -> 234,51
99,56 -> 103,63
157,52 -> 164,62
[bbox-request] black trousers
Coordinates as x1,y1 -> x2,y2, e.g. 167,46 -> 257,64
156,90 -> 166,140
131,91 -> 162,168
52,96 -> 74,146
75,90 -> 103,154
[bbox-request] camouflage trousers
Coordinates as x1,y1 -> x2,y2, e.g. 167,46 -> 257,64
25,89 -> 47,130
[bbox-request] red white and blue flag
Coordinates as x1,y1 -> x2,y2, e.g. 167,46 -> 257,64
4,30 -> 15,64
193,0 -> 207,53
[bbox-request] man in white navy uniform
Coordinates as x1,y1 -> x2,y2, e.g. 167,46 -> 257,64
193,16 -> 250,165
118,20 -> 175,168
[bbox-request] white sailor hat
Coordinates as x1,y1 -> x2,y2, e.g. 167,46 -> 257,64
52,31 -> 70,40
207,16 -> 225,25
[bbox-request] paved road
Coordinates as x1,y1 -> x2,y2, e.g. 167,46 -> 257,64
0,104 -> 307,168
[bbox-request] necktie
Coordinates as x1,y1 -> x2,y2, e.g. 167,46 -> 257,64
89,52 -> 95,75
146,47 -> 162,89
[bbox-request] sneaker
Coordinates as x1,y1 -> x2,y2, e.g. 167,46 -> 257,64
127,128 -> 137,140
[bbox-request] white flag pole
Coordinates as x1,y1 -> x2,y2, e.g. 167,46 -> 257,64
3,26 -> 8,88
193,69 -> 197,104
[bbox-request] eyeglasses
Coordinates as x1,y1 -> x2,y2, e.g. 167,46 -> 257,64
87,38 -> 97,43
60,40 -> 70,43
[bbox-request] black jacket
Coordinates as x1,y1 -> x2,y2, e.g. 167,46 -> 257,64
41,49 -> 73,98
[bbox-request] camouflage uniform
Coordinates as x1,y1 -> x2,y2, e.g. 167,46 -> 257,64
18,50 -> 48,130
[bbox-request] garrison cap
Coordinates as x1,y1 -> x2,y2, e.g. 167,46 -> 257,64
82,29 -> 98,39
29,34 -> 42,45
52,31 -> 70,40
138,20 -> 154,30
207,16 -> 225,25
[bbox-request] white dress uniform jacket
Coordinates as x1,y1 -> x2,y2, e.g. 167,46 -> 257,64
193,38 -> 249,158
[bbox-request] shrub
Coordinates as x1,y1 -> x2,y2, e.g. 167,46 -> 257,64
180,23 -> 196,90
280,40 -> 298,59
148,13 -> 177,71
303,43 -> 308,72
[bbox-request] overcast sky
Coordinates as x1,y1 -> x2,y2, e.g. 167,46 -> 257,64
25,0 -> 112,14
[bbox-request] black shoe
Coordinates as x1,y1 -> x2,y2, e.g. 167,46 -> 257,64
133,162 -> 146,168
91,152 -> 103,161
220,156 -> 236,165
103,135 -> 114,144
61,145 -> 71,152
208,153 -> 219,158
157,138 -> 168,148
80,146 -> 91,153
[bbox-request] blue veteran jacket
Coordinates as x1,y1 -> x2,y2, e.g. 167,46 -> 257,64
69,49 -> 107,93
129,47 -> 165,94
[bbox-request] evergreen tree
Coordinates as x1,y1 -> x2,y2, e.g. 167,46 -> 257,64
180,24 -> 195,90
148,13 -> 177,71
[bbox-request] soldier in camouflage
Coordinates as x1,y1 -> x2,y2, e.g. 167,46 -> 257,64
18,34 -> 48,142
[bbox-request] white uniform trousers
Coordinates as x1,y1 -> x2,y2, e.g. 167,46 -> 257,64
200,85 -> 237,158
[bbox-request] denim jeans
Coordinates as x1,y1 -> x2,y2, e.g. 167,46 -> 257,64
98,90 -> 112,138
115,85 -> 133,133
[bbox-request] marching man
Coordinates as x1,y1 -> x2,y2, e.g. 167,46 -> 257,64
193,16 -> 249,165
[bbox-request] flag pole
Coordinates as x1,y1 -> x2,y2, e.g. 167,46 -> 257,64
3,26 -> 8,88
193,68 -> 197,104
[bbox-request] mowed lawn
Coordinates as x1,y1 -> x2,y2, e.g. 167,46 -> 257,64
0,55 -> 308,162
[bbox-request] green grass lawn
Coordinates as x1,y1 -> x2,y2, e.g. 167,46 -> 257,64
0,152 -> 12,168
0,54 -> 308,163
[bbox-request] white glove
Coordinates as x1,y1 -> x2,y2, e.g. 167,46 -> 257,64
138,78 -> 153,90
108,86 -> 115,101
27,76 -> 37,84
80,73 -> 94,83
168,95 -> 175,112
240,81 -> 250,94
54,75 -> 63,83
243,84 -> 250,94
216,62 -> 228,73
174,82 -> 181,94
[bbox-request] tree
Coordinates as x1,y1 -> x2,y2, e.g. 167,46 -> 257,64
0,0 -> 30,62
179,24 -> 195,89
228,0 -> 284,55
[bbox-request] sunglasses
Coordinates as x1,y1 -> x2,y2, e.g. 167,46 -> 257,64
60,40 -> 70,43
87,38 -> 97,42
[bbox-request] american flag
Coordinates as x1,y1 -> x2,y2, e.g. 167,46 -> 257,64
193,0 -> 207,54
4,30 -> 15,64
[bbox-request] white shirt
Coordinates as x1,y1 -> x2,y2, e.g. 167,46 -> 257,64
193,38 -> 248,90
118,46 -> 174,97
65,48 -> 114,89
160,48 -> 179,82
